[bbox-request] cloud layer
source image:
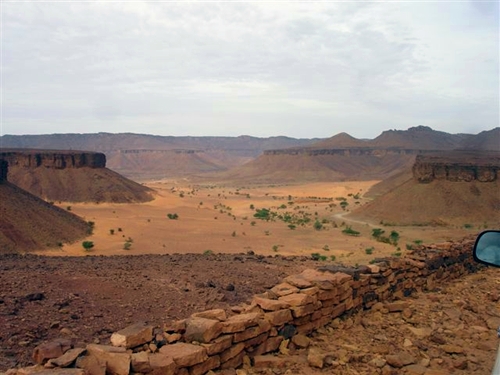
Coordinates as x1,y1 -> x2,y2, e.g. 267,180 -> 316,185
2,1 -> 498,138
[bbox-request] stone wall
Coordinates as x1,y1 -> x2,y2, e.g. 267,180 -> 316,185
0,150 -> 106,170
15,239 -> 483,375
413,153 -> 500,183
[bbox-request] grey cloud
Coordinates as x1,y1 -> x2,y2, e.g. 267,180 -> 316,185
2,2 -> 498,137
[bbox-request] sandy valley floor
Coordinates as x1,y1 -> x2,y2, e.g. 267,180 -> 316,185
39,181 -> 479,266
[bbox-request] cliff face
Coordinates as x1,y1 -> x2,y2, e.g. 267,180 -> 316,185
264,148 -> 435,157
412,153 -> 500,183
0,149 -> 153,203
0,150 -> 106,169
0,160 -> 8,183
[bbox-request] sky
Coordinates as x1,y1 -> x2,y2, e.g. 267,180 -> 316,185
1,1 -> 498,139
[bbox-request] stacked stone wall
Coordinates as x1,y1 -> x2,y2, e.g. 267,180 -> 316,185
9,239 -> 482,375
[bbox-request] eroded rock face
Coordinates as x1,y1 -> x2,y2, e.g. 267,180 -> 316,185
264,147 -> 430,157
412,152 -> 500,183
0,150 -> 106,169
0,160 -> 7,182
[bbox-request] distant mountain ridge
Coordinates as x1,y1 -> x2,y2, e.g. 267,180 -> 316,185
1,127 -> 497,181
0,133 -> 320,180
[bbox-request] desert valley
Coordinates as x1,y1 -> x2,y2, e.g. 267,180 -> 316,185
1,126 -> 500,375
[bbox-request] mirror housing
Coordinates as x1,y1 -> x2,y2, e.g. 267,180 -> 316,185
473,230 -> 500,267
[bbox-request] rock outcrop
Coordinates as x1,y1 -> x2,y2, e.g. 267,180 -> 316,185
0,149 -> 106,169
0,149 -> 153,203
263,147 -> 435,157
3,239 -> 489,374
412,152 -> 500,183
0,159 -> 7,183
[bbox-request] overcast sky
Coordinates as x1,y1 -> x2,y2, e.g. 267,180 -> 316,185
1,1 -> 498,139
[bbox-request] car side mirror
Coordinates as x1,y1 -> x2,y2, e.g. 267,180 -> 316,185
473,230 -> 500,267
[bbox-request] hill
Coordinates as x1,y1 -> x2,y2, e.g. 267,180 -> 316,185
0,160 -> 89,253
212,126 -> 498,184
370,125 -> 472,149
1,150 -> 154,203
351,151 -> 500,226
209,148 -> 417,184
307,132 -> 368,148
458,127 -> 500,151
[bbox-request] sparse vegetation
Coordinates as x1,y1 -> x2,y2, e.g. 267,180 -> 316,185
365,247 -> 374,255
322,245 -> 330,251
167,213 -> 179,220
372,228 -> 385,239
342,226 -> 360,236
203,249 -> 214,255
123,241 -> 132,250
313,220 -> 323,231
82,241 -> 94,251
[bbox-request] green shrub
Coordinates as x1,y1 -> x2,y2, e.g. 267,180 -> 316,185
167,213 -> 179,220
109,229 -> 115,235
254,208 -> 271,220
123,241 -> 132,250
203,250 -> 214,255
322,245 -> 330,251
313,220 -> 323,231
372,228 -> 385,239
288,224 -> 296,230
330,255 -> 336,261
342,226 -> 360,236
365,247 -> 374,255
82,241 -> 94,251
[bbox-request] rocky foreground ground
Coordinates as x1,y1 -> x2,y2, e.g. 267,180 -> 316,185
1,252 -> 499,375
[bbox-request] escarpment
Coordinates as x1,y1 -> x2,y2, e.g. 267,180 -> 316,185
263,147 -> 436,157
0,159 -> 7,183
352,151 -> 500,226
412,152 -> 500,183
0,149 -> 153,203
0,149 -> 106,169
0,157 -> 89,253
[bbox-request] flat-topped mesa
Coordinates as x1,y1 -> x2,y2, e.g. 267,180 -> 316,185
263,147 -> 438,157
0,149 -> 153,203
412,152 -> 500,183
0,149 -> 106,169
